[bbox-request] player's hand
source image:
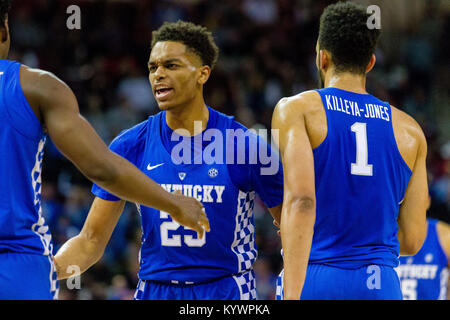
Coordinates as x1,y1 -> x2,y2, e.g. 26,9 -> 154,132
170,190 -> 210,238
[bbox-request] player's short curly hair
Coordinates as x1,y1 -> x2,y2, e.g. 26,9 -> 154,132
0,0 -> 11,26
318,1 -> 381,74
151,20 -> 219,70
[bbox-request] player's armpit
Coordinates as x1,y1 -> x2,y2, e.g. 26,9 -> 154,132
54,198 -> 126,280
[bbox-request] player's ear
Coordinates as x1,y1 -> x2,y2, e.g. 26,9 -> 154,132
0,17 -> 9,43
197,65 -> 211,85
365,54 -> 376,74
319,49 -> 331,72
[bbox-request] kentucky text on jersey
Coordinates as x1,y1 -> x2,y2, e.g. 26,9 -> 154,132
396,264 -> 439,279
160,183 -> 225,203
324,94 -> 390,121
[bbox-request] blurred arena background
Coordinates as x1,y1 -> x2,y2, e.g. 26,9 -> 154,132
7,0 -> 449,300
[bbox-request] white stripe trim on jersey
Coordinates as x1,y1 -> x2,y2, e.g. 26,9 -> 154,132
230,190 -> 257,273
133,279 -> 147,300
134,203 -> 144,266
232,274 -> 244,299
48,255 -> 59,300
277,269 -> 284,300
30,137 -> 53,256
231,270 -> 257,300
438,268 -> 449,300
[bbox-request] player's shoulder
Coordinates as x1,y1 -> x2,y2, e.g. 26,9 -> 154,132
19,64 -> 75,106
391,105 -> 423,134
0,58 -> 19,73
20,64 -> 66,88
276,90 -> 320,109
273,90 -> 321,122
20,64 -> 55,78
211,107 -> 258,135
391,105 -> 427,148
436,220 -> 450,239
110,118 -> 149,149
209,107 -> 238,128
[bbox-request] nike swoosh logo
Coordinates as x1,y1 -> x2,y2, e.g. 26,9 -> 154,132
147,163 -> 164,171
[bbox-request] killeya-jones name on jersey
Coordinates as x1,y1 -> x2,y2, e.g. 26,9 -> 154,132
396,264 -> 439,280
160,183 -> 225,203
324,94 -> 390,122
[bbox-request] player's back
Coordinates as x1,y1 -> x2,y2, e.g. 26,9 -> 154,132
310,87 -> 412,268
0,59 -> 52,256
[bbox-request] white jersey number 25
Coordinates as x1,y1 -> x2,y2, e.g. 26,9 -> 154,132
160,210 -> 206,247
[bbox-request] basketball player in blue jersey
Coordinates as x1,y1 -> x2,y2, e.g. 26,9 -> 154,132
0,1 -> 208,300
396,197 -> 450,300
54,21 -> 284,300
272,2 -> 429,300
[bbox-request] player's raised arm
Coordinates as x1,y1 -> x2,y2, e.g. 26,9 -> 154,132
19,66 -> 210,236
393,107 -> 428,255
272,96 -> 316,300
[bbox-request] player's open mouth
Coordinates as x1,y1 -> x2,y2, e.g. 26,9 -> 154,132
155,88 -> 174,100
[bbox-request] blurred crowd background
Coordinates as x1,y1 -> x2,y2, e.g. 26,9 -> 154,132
7,0 -> 449,300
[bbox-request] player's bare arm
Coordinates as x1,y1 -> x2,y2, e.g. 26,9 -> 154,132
272,93 -> 317,300
436,221 -> 450,268
436,220 -> 450,300
392,106 -> 428,255
19,66 -> 210,238
54,198 -> 125,279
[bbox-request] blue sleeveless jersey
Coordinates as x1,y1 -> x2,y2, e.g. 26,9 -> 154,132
0,59 -> 53,256
92,107 -> 283,283
397,219 -> 449,300
311,87 -> 412,269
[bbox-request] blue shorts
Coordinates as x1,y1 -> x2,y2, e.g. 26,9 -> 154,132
276,264 -> 402,300
134,270 -> 257,300
0,252 -> 59,300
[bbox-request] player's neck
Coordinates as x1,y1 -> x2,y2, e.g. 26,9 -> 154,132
325,71 -> 368,95
165,98 -> 209,136
0,48 -> 7,60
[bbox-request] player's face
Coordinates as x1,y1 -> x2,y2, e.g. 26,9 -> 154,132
148,41 -> 205,111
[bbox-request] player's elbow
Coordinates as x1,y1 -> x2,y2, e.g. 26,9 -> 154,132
79,229 -> 107,263
400,238 -> 423,256
281,194 -> 316,235
399,231 -> 426,256
287,194 -> 316,215
398,214 -> 427,256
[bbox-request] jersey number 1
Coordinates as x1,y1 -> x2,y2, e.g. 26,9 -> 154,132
351,122 -> 373,176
